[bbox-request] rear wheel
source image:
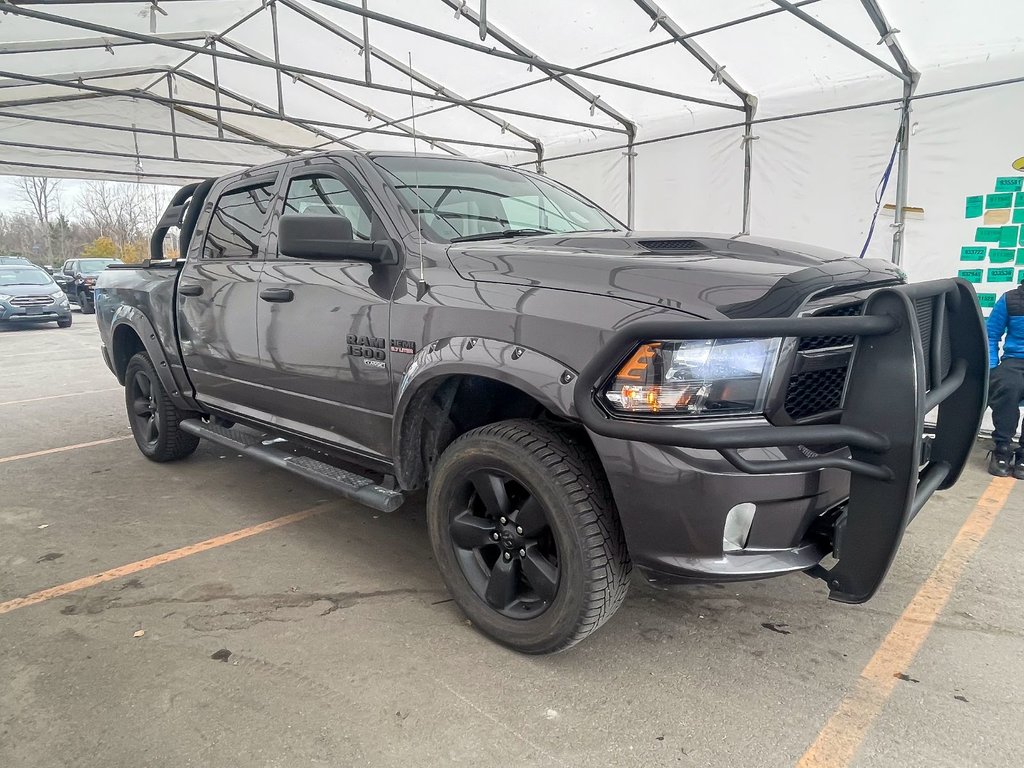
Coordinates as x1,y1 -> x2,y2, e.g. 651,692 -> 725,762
124,352 -> 200,462
427,419 -> 631,654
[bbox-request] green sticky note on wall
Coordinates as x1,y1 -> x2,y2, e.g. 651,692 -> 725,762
976,227 -> 1003,242
1018,249 -> 1024,265
1017,191 -> 1024,207
978,293 -> 996,308
995,177 -> 1024,192
988,267 -> 1015,282
1000,226 -> 1019,247
960,245 -> 987,261
958,269 -> 983,283
965,195 -> 983,218
1013,208 -> 1024,224
987,193 -> 1015,209
1019,269 -> 1024,284
991,248 -> 1016,263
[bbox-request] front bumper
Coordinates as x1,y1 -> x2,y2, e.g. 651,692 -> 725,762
576,279 -> 987,603
0,302 -> 71,322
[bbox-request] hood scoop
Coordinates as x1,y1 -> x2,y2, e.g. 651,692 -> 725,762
636,238 -> 707,252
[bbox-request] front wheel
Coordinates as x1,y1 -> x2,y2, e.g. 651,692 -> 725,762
427,419 -> 631,654
57,317 -> 72,328
78,293 -> 94,314
124,352 -> 200,462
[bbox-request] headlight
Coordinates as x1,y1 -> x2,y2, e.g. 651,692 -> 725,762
602,337 -> 781,417
52,290 -> 68,302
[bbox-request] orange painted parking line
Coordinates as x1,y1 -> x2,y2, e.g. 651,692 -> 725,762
797,476 -> 1016,768
0,504 -> 331,616
0,435 -> 132,464
0,387 -> 120,406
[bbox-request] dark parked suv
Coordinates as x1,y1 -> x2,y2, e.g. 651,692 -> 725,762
59,257 -> 122,313
95,152 -> 986,653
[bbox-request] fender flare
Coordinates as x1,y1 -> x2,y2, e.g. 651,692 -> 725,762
109,305 -> 194,411
391,336 -> 578,487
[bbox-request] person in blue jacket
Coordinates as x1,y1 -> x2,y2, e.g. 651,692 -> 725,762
987,277 -> 1024,477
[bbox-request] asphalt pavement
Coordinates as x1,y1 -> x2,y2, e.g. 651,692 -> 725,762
1,315 -> 1021,768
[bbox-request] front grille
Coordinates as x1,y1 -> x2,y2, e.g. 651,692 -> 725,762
797,302 -> 862,351
784,366 -> 849,419
10,295 -> 53,307
637,239 -> 706,251
783,303 -> 862,419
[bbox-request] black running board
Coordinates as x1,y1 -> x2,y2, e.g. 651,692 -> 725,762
180,419 -> 404,513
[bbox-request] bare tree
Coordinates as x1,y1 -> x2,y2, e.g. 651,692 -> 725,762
14,176 -> 61,261
77,180 -> 147,254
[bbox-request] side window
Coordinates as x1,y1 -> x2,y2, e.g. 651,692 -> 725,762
203,182 -> 275,259
283,175 -> 372,241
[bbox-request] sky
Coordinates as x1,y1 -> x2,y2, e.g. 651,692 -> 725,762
0,176 -> 91,215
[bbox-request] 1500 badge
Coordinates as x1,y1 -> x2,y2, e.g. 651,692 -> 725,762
347,335 -> 417,369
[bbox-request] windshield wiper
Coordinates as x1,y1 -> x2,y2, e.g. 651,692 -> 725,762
449,228 -> 557,243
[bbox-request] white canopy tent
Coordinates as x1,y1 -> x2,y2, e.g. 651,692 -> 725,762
1,0 -> 1023,291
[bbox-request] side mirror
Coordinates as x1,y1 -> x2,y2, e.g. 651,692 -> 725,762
279,214 -> 395,264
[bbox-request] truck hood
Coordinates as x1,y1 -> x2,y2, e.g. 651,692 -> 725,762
446,232 -> 904,318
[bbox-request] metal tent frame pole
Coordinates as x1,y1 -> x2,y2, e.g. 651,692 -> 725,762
315,0 -> 743,111
443,0 -> 639,223
859,0 -> 919,266
276,0 -> 544,168
334,0 -> 822,150
0,2 -> 621,141
631,0 -> 757,233
0,69 -> 540,154
216,38 -> 464,156
769,0 -> 911,83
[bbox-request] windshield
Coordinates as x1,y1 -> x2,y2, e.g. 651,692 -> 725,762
79,259 -> 121,274
372,156 -> 623,242
0,266 -> 54,287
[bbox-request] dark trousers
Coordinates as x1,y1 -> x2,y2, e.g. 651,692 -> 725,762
990,357 -> 1024,448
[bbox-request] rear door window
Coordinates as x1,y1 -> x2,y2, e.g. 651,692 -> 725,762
203,182 -> 275,259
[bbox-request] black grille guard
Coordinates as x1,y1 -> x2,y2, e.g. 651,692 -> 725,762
574,278 -> 988,604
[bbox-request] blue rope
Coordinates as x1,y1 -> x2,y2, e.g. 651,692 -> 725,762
859,137 -> 900,259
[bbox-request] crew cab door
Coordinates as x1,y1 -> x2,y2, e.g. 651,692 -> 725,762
177,171 -> 279,413
254,157 -> 400,460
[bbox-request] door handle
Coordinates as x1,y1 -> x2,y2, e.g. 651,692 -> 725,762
260,288 -> 294,303
179,283 -> 203,297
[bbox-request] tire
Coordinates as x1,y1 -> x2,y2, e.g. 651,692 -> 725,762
427,419 -> 631,654
124,352 -> 200,462
57,317 -> 72,328
79,293 -> 94,314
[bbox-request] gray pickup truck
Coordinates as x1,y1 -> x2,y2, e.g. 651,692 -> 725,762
96,151 -> 986,653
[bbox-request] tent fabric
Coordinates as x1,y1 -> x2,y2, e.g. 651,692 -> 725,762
1,0 -> 1023,295
1,0 -> 1021,180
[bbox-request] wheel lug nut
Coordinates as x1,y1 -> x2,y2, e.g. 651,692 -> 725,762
499,516 -> 507,525
491,532 -> 500,541
516,526 -> 523,535
503,552 -> 512,561
518,548 -> 526,557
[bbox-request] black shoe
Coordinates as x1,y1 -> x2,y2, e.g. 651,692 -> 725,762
988,446 -> 1013,477
1014,450 -> 1024,480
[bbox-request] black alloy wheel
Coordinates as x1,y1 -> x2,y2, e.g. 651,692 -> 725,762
123,351 -> 200,461
449,469 -> 560,619
427,419 -> 631,654
129,368 -> 161,449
